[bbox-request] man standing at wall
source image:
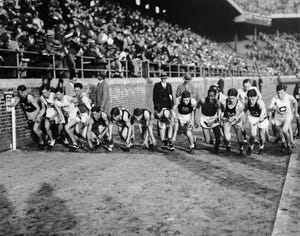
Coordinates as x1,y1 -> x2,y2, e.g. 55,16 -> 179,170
94,71 -> 110,113
153,72 -> 174,110
176,73 -> 195,98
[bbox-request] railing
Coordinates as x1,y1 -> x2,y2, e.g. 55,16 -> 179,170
0,48 -> 262,79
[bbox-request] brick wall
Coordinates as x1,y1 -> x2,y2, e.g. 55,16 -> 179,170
0,76 -> 297,151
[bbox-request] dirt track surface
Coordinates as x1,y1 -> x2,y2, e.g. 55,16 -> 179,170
0,132 -> 290,236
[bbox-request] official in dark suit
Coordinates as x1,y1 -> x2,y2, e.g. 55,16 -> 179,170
95,71 -> 110,113
153,74 -> 173,109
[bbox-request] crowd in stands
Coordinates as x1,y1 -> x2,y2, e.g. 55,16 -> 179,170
0,0 -> 298,78
246,32 -> 300,75
232,0 -> 300,15
0,0 -> 255,78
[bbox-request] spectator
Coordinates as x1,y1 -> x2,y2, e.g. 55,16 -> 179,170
176,73 -> 195,98
153,72 -> 174,110
94,71 -> 110,113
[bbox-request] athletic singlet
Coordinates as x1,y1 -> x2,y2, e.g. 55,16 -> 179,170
247,100 -> 261,117
20,93 -> 36,112
115,108 -> 131,127
41,93 -> 55,109
92,112 -> 107,135
178,99 -> 193,115
202,98 -> 218,117
273,95 -> 292,116
77,94 -> 90,114
55,96 -> 77,116
224,99 -> 238,118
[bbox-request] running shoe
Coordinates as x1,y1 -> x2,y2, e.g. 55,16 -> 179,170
189,147 -> 195,154
246,147 -> 252,156
258,148 -> 264,155
49,139 -> 56,147
168,141 -> 175,151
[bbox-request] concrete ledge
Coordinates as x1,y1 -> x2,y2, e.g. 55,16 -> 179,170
271,147 -> 300,236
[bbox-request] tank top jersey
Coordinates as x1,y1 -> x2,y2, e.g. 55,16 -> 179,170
20,93 -> 36,112
178,99 -> 194,115
115,109 -> 131,127
41,92 -> 55,110
55,95 -> 77,116
92,112 -> 107,135
77,94 -> 90,114
271,95 -> 294,116
224,99 -> 238,118
247,100 -> 261,117
202,98 -> 219,117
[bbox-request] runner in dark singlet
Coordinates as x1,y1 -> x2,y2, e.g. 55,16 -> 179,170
87,107 -> 111,151
132,108 -> 156,149
109,107 -> 133,151
12,85 -> 44,149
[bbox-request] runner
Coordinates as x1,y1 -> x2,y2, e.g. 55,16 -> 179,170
172,91 -> 197,154
245,89 -> 269,155
39,85 -> 60,148
154,104 -> 174,150
197,87 -> 222,154
109,107 -> 133,151
132,108 -> 156,149
87,106 -> 111,151
222,88 -> 245,154
12,85 -> 44,149
238,79 -> 261,143
54,87 -> 78,146
268,83 -> 298,154
74,82 -> 92,140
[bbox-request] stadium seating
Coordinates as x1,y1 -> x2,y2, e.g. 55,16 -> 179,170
0,0 -> 296,78
232,0 -> 300,15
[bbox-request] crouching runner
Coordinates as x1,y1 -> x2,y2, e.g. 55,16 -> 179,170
222,88 -> 245,154
245,89 -> 269,155
87,107 -> 111,151
109,107 -> 133,151
154,104 -> 175,150
172,91 -> 197,154
132,108 -> 156,149
269,83 -> 298,154
198,87 -> 222,154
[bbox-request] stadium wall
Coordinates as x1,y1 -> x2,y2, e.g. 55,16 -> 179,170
0,76 -> 297,151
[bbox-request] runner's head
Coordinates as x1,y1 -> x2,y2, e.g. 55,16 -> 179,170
17,84 -> 27,98
74,83 -> 83,96
91,106 -> 101,119
133,108 -> 143,121
207,87 -> 217,102
41,85 -> 51,98
227,88 -> 238,104
110,107 -> 121,121
276,83 -> 287,99
247,89 -> 258,106
181,91 -> 191,105
55,87 -> 64,100
242,79 -> 252,92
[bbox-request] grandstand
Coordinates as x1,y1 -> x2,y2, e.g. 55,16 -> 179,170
0,0 -> 299,78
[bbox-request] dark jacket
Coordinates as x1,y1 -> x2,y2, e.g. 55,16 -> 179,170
95,80 -> 110,113
153,82 -> 173,109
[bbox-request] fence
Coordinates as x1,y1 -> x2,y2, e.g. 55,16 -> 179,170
0,48 -> 261,79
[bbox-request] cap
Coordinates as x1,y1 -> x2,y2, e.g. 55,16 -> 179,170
183,73 -> 192,81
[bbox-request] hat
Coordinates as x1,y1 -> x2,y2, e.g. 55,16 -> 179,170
46,30 -> 54,37
160,71 -> 168,79
97,71 -> 106,79
183,73 -> 192,81
51,40 -> 62,48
